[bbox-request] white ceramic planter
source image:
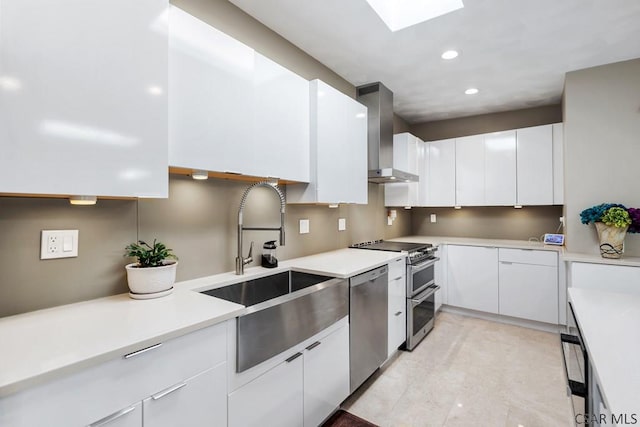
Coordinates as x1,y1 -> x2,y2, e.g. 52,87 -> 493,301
125,262 -> 178,295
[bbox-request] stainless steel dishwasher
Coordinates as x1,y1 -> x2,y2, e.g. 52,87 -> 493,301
349,265 -> 388,393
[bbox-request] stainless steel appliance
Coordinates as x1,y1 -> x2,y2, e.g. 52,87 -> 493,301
349,265 -> 388,393
355,83 -> 418,183
561,302 -> 590,425
350,240 -> 439,350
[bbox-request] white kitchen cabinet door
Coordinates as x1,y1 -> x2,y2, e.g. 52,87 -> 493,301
303,324 -> 350,427
516,124 -> 554,205
387,260 -> 407,358
143,364 -> 226,427
251,53 -> 310,182
499,262 -> 558,324
425,139 -> 456,206
169,6 -> 253,176
0,0 -> 168,198
455,135 -> 485,206
228,352 -> 303,427
385,134 -> 421,207
287,80 -> 368,204
484,131 -> 517,206
344,94 -> 369,204
552,123 -> 564,205
447,245 -> 499,313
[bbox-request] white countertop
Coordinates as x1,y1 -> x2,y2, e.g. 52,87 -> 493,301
389,235 -> 563,252
563,252 -> 640,267
0,248 -> 404,397
0,290 -> 244,397
568,288 -> 640,415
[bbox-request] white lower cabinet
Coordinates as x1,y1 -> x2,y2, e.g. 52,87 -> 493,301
143,364 -> 227,427
228,321 -> 350,427
303,324 -> 350,427
0,322 -> 229,427
499,262 -> 558,324
447,245 -> 499,314
228,354 -> 304,427
387,258 -> 407,358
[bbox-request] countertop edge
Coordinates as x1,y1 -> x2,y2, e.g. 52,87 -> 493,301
0,306 -> 244,397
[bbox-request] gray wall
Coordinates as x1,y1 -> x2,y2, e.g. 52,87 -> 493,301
170,0 -> 355,97
412,206 -> 562,240
563,58 -> 640,255
0,179 -> 410,317
411,104 -> 562,141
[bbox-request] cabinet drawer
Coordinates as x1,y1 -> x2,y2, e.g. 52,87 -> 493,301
388,258 -> 406,281
499,248 -> 557,266
0,322 -> 227,427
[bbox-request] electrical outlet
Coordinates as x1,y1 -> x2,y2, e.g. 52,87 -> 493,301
338,218 -> 346,231
430,214 -> 437,223
299,219 -> 310,234
41,230 -> 79,259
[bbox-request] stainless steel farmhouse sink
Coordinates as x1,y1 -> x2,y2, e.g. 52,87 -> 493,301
201,271 -> 348,372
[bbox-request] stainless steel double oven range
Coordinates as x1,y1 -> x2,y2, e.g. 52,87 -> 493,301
350,240 -> 439,351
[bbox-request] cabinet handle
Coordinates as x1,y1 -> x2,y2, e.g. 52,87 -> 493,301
123,343 -> 162,359
305,341 -> 321,351
88,406 -> 137,427
286,352 -> 303,363
152,382 -> 187,400
500,261 -> 513,265
393,276 -> 403,281
394,311 -> 402,317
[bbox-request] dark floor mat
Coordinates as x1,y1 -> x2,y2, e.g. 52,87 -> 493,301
322,409 -> 379,427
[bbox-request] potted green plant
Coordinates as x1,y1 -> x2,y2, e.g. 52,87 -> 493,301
580,203 -> 640,258
124,239 -> 178,298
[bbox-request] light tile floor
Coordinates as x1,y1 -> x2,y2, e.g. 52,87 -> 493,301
342,312 -> 574,427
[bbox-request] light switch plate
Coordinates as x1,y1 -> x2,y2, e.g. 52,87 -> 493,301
41,230 -> 79,259
299,219 -> 310,234
338,218 -> 346,231
430,213 -> 437,223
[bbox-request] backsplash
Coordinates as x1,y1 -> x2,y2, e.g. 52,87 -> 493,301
412,206 -> 563,240
0,176 -> 410,317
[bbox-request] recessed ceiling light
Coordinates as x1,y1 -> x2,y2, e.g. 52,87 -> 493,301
441,50 -> 458,60
465,88 -> 479,95
365,0 -> 464,32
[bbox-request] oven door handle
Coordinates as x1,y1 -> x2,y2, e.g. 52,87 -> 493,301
559,333 -> 587,398
411,285 -> 440,305
410,257 -> 439,273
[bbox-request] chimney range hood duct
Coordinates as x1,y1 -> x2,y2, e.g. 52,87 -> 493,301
356,82 -> 418,184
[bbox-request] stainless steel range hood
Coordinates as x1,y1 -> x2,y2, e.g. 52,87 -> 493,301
356,82 -> 418,184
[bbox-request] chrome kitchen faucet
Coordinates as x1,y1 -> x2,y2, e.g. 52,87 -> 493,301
236,181 -> 286,275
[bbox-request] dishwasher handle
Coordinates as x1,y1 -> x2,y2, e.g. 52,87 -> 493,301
350,266 -> 388,287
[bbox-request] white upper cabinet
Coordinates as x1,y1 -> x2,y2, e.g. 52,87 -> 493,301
0,0 -> 169,198
169,7 -> 310,182
552,123 -> 564,205
251,54 -> 310,182
484,131 -> 517,205
169,6 -> 253,176
422,139 -> 456,207
385,133 -> 421,207
516,124 -> 554,205
287,80 -> 368,205
455,135 -> 485,206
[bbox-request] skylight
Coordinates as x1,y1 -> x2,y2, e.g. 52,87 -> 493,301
365,0 -> 464,32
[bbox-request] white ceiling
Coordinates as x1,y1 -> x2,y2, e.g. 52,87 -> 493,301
228,0 -> 640,123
